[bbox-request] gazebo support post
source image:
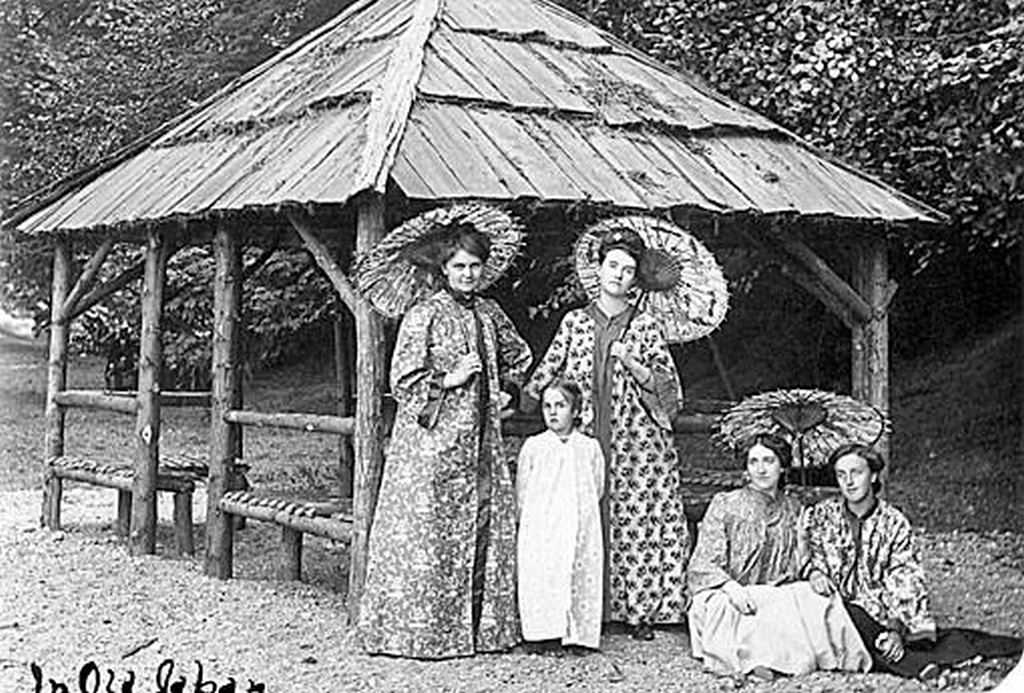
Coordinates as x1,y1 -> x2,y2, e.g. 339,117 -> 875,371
130,230 -> 170,555
334,314 -> 355,497
348,193 -> 387,622
851,234 -> 892,488
206,225 -> 242,578
42,237 -> 71,529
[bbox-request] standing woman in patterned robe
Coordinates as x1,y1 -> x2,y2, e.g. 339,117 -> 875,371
358,226 -> 532,659
523,228 -> 690,640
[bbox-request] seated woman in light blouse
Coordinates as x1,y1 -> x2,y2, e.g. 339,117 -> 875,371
687,434 -> 870,681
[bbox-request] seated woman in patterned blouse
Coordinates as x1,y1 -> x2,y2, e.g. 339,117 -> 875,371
687,435 -> 870,681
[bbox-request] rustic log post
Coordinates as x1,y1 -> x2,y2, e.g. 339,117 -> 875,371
334,314 -> 355,497
348,193 -> 387,622
42,237 -> 72,529
206,225 -> 242,578
173,491 -> 195,556
116,490 -> 131,536
280,527 -> 303,581
851,234 -> 892,489
130,230 -> 169,555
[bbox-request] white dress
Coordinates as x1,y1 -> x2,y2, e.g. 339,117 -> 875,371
516,429 -> 605,648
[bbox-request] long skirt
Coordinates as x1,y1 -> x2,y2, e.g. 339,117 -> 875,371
688,582 -> 872,676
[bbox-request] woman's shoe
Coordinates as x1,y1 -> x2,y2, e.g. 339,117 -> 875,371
631,622 -> 655,641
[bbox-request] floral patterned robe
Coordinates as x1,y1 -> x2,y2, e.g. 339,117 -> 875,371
523,304 -> 690,625
804,496 -> 937,640
357,290 -> 531,659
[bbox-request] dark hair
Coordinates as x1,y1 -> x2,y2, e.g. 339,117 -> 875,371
597,227 -> 646,265
739,433 -> 793,469
438,224 -> 491,265
828,443 -> 885,494
542,378 -> 584,428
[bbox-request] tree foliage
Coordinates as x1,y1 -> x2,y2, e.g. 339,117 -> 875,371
0,0 -> 352,385
560,0 -> 1023,257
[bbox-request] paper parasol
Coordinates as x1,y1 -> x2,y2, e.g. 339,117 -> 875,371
714,388 -> 891,469
354,203 -> 524,318
574,215 -> 729,342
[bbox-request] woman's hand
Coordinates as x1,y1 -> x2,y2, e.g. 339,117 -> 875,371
443,352 -> 482,389
808,569 -> 834,596
609,341 -> 652,385
609,340 -> 631,362
875,630 -> 905,663
722,581 -> 756,615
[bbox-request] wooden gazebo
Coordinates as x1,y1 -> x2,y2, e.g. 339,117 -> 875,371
9,0 -> 942,619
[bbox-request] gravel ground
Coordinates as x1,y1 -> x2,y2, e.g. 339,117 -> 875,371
1,486 -> 1021,693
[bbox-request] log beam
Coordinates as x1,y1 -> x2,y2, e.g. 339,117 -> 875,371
43,237 -> 71,529
59,257 -> 146,328
776,233 -> 872,324
348,193 -> 387,622
55,390 -> 138,414
130,230 -> 170,555
288,212 -> 359,315
224,409 -> 355,436
61,237 -> 115,320
500,412 -> 721,437
205,225 -> 243,579
745,228 -> 866,330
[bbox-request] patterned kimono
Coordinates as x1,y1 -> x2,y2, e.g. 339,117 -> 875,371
804,496 -> 937,640
688,487 -> 870,675
523,304 -> 690,625
516,430 -> 605,649
358,290 -> 531,659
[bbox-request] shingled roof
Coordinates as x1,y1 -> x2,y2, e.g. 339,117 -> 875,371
15,0 -> 943,234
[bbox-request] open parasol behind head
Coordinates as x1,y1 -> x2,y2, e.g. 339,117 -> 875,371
354,203 -> 524,318
574,215 -> 729,343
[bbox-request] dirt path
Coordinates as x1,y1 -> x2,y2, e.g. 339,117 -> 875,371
1,485 -> 1021,692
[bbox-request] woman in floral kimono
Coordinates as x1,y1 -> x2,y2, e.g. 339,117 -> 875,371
688,435 -> 870,680
358,225 -> 532,659
523,228 -> 689,640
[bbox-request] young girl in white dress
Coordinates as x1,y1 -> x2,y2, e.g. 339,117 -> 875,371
516,379 -> 605,652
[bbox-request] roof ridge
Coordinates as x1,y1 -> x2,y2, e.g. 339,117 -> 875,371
352,0 -> 444,195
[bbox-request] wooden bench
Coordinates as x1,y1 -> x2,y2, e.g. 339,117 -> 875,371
220,491 -> 353,581
49,455 -> 201,555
